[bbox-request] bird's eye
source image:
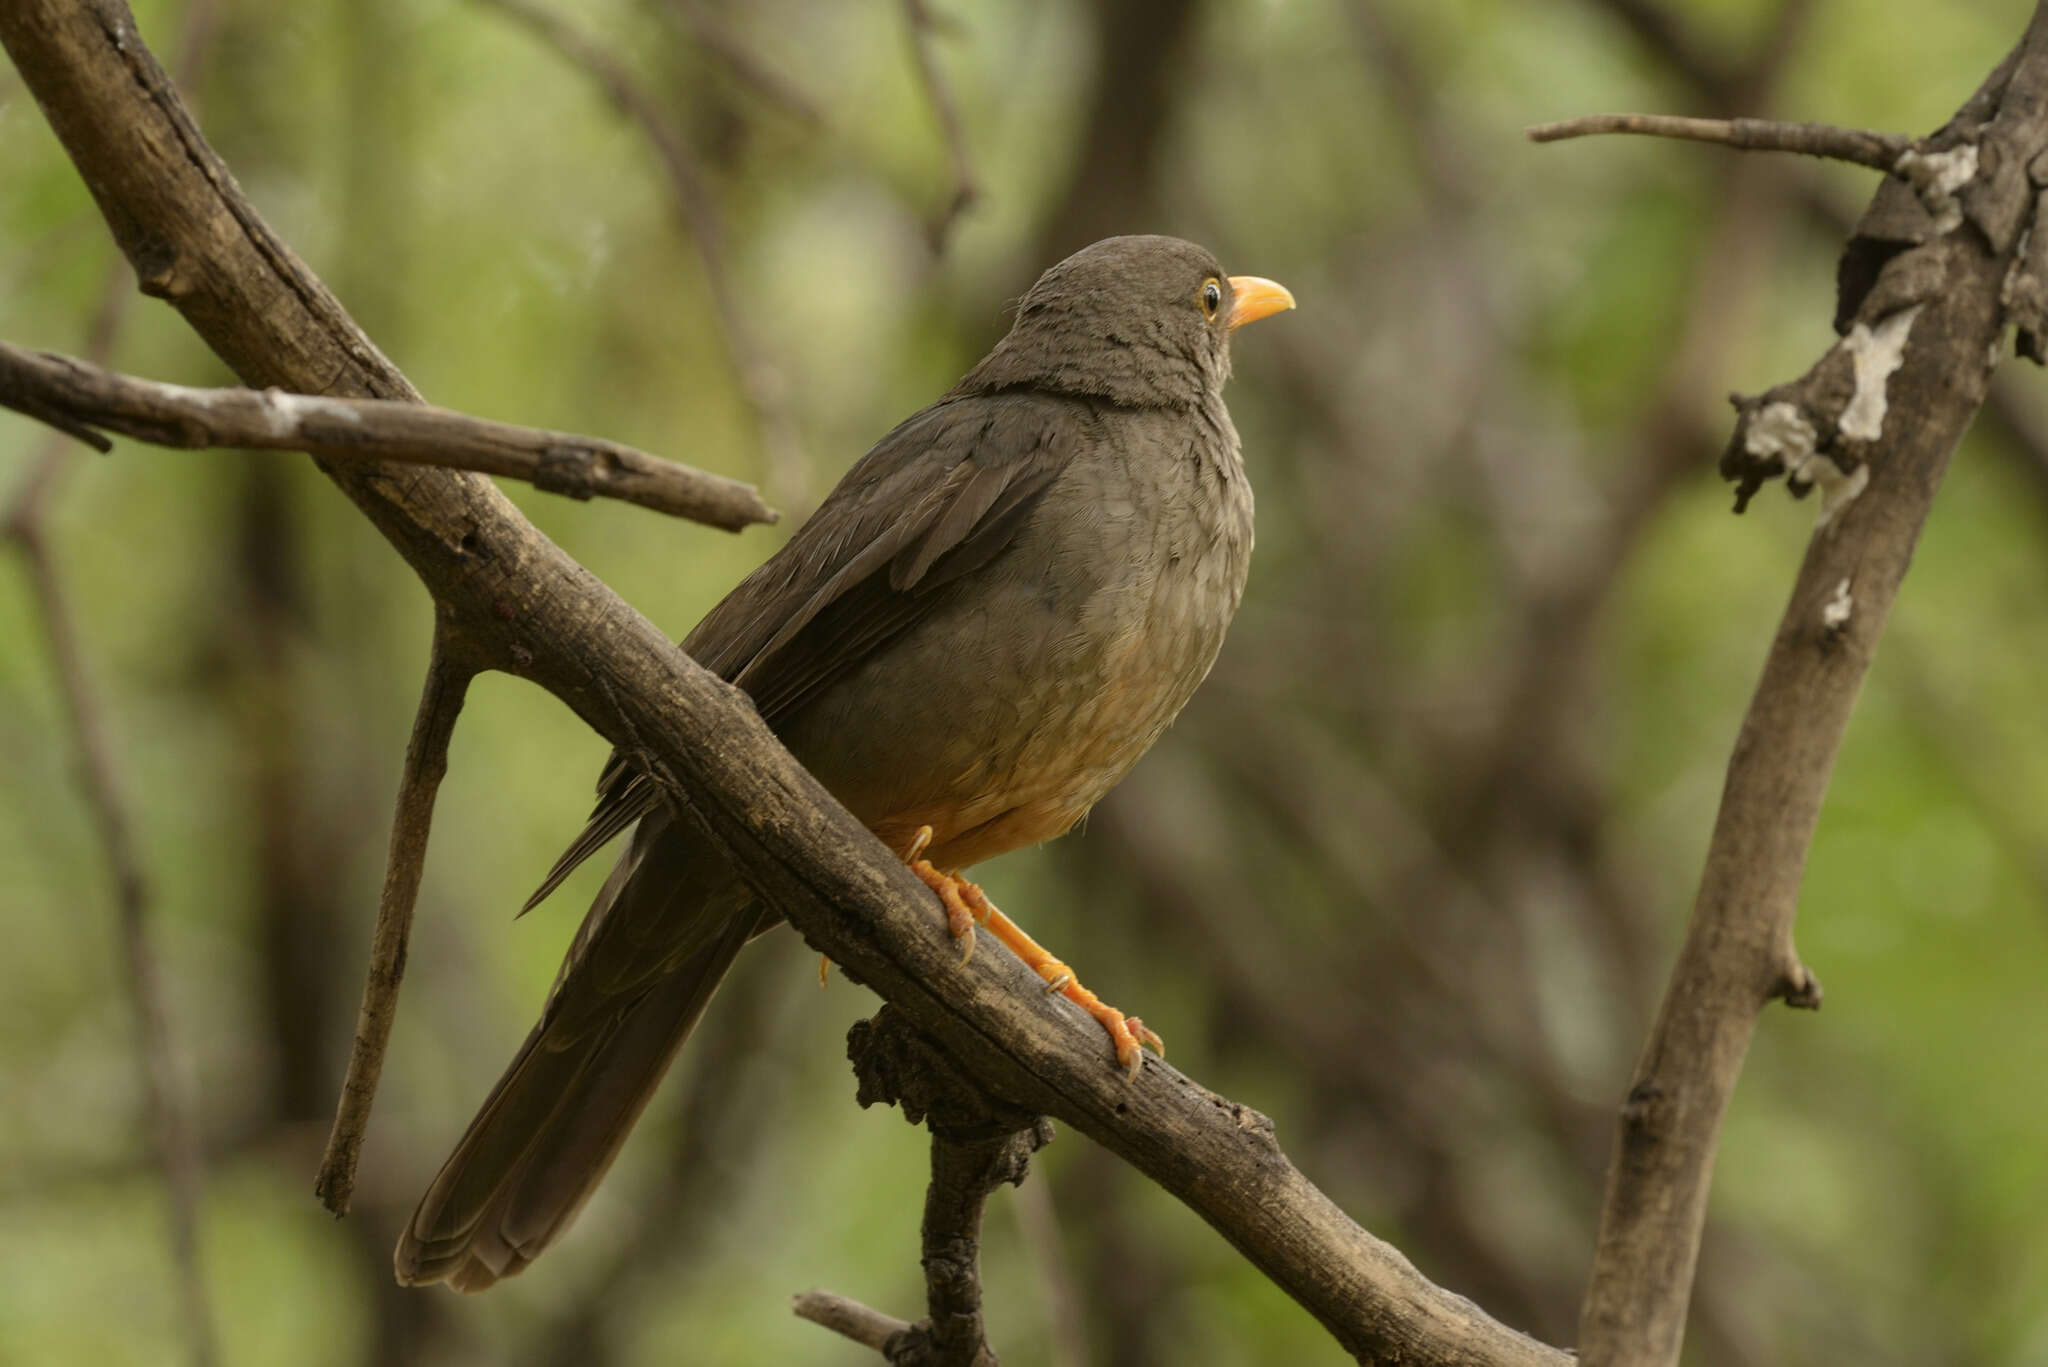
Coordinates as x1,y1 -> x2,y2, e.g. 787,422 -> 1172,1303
1200,278 -> 1223,318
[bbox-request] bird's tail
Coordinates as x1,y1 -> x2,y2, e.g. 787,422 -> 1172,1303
392,906 -> 754,1292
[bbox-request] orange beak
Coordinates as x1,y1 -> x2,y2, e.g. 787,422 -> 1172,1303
1226,275 -> 1296,330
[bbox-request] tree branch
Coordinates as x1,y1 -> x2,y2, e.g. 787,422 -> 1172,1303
313,625 -> 478,1215
0,338 -> 774,528
1,2 -> 1563,1361
794,1290 -> 914,1352
826,1005 -> 1056,1366
1573,10 -> 2048,1363
1526,113 -> 1911,171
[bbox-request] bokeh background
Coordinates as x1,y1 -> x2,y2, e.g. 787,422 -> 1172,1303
4,0 -> 2047,1363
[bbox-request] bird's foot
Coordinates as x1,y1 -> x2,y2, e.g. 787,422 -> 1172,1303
990,909 -> 1164,1080
901,827 -> 1161,1080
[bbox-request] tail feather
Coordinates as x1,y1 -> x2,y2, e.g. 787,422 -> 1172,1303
394,911 -> 753,1291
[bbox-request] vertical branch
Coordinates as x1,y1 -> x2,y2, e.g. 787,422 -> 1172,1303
799,1005 -> 1056,1366
314,623 -> 478,1213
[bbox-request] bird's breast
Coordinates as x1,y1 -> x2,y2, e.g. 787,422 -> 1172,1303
794,404 -> 1254,869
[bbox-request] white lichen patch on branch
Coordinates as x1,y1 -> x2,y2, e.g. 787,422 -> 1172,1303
1820,577 -> 1854,631
254,387 -> 364,438
1840,305 -> 1921,442
1745,400 -> 1816,473
180,381 -> 367,439
1894,144 -> 1978,233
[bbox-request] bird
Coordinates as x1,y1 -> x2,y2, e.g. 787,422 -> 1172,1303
394,234 -> 1295,1292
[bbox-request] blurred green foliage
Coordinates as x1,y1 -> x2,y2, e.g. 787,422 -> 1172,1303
3,0 -> 2047,1363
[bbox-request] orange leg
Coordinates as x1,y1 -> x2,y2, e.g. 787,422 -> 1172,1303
904,826 -> 1164,1080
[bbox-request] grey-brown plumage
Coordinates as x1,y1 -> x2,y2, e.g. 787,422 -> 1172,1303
394,236 -> 1293,1291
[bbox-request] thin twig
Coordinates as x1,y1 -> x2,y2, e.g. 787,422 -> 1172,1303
900,0 -> 980,254
472,0 -> 811,511
664,0 -> 824,126
1527,113 -> 1910,172
314,626 -> 478,1214
0,339 -> 775,529
793,1290 -> 913,1351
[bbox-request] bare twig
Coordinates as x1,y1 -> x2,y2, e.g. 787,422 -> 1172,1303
1575,12 -> 2048,1362
664,0 -> 824,126
794,1290 -> 914,1351
1527,113 -> 1910,172
0,339 -> 774,528
3,4 -> 1568,1361
314,627 -> 478,1214
900,0 -> 980,253
472,0 -> 811,510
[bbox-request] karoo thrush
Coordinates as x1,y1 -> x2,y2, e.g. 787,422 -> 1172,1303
394,235 -> 1295,1291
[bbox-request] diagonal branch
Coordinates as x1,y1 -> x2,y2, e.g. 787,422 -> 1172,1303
314,625 -> 480,1215
1567,9 -> 2048,1363
1,3 -> 1562,1362
794,1290 -> 913,1352
0,338 -> 775,528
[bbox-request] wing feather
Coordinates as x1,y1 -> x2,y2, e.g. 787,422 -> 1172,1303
520,392 -> 1083,908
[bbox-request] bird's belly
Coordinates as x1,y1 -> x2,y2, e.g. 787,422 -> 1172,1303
784,453 -> 1251,871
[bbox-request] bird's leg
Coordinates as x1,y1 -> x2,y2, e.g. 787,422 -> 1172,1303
905,825 -> 992,961
904,826 -> 1164,1080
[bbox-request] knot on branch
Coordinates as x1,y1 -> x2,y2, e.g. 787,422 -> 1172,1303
533,443 -> 606,501
830,1006 -> 1052,1367
1770,959 -> 1825,1011
849,1004 -> 1049,1142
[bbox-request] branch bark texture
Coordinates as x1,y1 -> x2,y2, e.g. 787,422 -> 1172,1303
0,338 -> 774,527
0,3 -> 1562,1362
1571,9 -> 2048,1363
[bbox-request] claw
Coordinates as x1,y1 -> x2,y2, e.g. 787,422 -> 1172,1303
896,830 -> 1161,1081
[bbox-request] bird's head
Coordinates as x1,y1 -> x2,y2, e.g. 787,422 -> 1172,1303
961,235 -> 1295,410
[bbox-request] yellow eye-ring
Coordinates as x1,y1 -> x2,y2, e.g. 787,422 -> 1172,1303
1200,277 -> 1223,318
